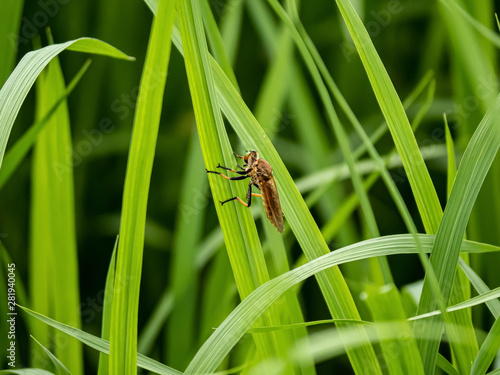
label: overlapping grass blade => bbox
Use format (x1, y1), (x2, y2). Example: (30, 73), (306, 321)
(184, 234), (499, 373)
(0, 59), (91, 191)
(18, 306), (182, 375)
(97, 239), (117, 375)
(30, 336), (71, 375)
(0, 38), (133, 169)
(177, 0), (290, 366)
(0, 369), (55, 375)
(364, 284), (424, 374)
(332, 0), (442, 233)
(108, 0), (177, 373)
(169, 18), (381, 372)
(30, 51), (82, 374)
(415, 94), (500, 372)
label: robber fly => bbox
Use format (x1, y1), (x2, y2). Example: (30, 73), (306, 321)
(206, 151), (284, 233)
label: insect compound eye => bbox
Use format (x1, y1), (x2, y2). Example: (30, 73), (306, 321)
(244, 152), (250, 162)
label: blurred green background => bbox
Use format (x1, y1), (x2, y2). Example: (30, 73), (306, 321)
(2, 0), (500, 373)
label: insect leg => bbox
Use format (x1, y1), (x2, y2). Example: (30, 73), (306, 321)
(216, 163), (247, 175)
(206, 169), (249, 181)
(233, 152), (245, 159)
(220, 196), (249, 207)
(246, 183), (253, 207)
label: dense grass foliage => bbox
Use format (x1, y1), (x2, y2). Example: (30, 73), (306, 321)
(1, 0), (500, 374)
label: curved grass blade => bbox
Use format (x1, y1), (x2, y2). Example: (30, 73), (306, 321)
(178, 0), (290, 365)
(30, 336), (71, 375)
(97, 238), (117, 375)
(332, 0), (442, 233)
(184, 234), (499, 373)
(17, 306), (182, 375)
(415, 94), (500, 372)
(108, 0), (178, 373)
(0, 59), (91, 191)
(0, 370), (54, 375)
(0, 38), (133, 170)
(30, 49), (82, 375)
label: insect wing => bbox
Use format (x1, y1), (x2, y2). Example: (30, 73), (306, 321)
(261, 177), (284, 232)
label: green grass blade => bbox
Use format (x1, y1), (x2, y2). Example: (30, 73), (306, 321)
(30, 52), (83, 375)
(97, 238), (117, 375)
(0, 370), (54, 375)
(18, 306), (182, 375)
(170, 20), (381, 372)
(184, 234), (498, 373)
(332, 0), (442, 234)
(0, 38), (133, 170)
(200, 0), (239, 90)
(177, 0), (290, 366)
(437, 355), (460, 375)
(0, 59), (91, 191)
(30, 336), (71, 375)
(363, 284), (424, 375)
(108, 0), (177, 373)
(415, 94), (500, 372)
(444, 115), (457, 197)
(471, 317), (500, 375)
(219, 0), (244, 65)
(459, 259), (500, 317)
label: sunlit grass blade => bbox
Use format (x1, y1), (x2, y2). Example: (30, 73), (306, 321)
(459, 259), (500, 317)
(184, 234), (499, 373)
(0, 38), (133, 169)
(415, 94), (500, 372)
(363, 284), (424, 374)
(30, 50), (82, 374)
(332, 0), (442, 234)
(18, 306), (182, 375)
(219, 0), (244, 65)
(177, 0), (290, 366)
(108, 0), (177, 373)
(444, 114), (456, 197)
(171, 19), (381, 372)
(200, 0), (239, 90)
(0, 369), (55, 375)
(97, 238), (117, 375)
(0, 59), (91, 191)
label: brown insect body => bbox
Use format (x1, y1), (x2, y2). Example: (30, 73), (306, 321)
(206, 150), (284, 233)
(244, 153), (284, 233)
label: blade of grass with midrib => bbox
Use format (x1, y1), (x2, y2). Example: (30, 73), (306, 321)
(332, 0), (442, 233)
(0, 60), (91, 191)
(31, 52), (83, 375)
(168, 22), (382, 375)
(0, 38), (133, 170)
(415, 94), (500, 372)
(177, 0), (290, 367)
(184, 234), (499, 373)
(108, 0), (177, 373)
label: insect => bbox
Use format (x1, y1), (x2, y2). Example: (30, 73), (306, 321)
(206, 151), (284, 233)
